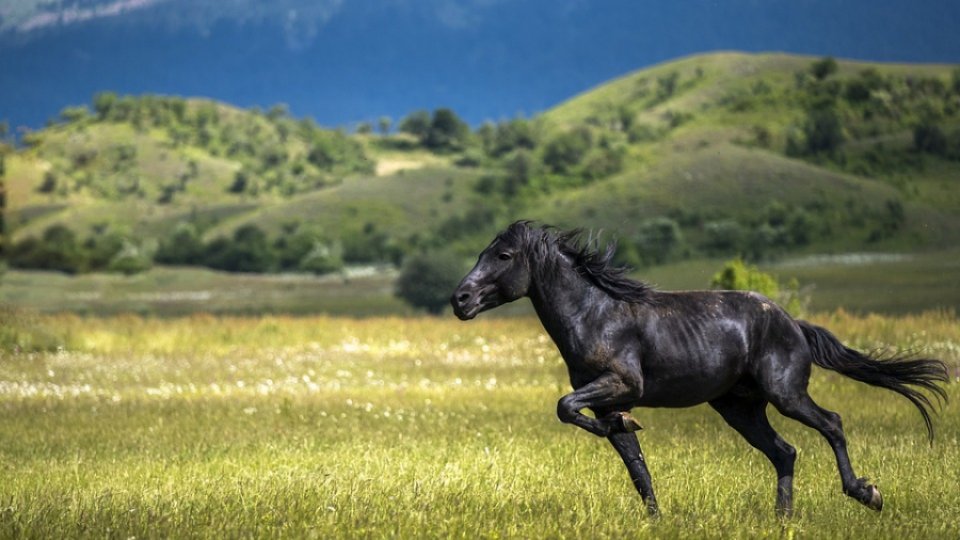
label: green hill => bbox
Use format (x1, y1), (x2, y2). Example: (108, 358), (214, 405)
(3, 52), (960, 279)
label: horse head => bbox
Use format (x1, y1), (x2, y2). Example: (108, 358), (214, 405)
(450, 221), (535, 320)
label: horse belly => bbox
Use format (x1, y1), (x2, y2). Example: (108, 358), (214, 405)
(636, 353), (745, 407)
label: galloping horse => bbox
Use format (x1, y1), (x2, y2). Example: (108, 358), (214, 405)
(451, 221), (948, 516)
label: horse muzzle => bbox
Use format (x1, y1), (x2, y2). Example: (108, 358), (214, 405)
(451, 283), (488, 320)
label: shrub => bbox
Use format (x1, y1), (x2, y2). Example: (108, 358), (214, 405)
(107, 240), (153, 275)
(298, 241), (344, 275)
(710, 258), (807, 316)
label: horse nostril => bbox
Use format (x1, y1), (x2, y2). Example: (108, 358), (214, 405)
(457, 292), (471, 303)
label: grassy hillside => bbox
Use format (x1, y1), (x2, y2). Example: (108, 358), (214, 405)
(3, 51), (960, 311)
(534, 53), (960, 256)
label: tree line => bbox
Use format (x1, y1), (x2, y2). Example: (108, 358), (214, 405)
(4, 219), (413, 276)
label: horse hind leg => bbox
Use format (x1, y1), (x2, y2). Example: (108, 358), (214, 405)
(771, 391), (883, 511)
(709, 394), (797, 517)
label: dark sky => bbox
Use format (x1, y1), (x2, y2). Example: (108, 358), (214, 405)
(1, 0), (959, 132)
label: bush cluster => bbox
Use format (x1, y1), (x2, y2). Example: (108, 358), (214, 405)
(7, 225), (152, 275)
(786, 59), (960, 167)
(35, 94), (374, 203)
(9, 222), (354, 276)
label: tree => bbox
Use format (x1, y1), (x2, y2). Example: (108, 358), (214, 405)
(83, 229), (126, 270)
(655, 71), (680, 101)
(155, 223), (205, 265)
(914, 120), (947, 155)
(204, 225), (276, 273)
(810, 57), (838, 81)
(424, 108), (470, 151)
(38, 171), (58, 194)
(803, 101), (844, 155)
(12, 225), (86, 273)
(490, 118), (538, 157)
(395, 250), (465, 314)
(59, 106), (90, 123)
(633, 217), (683, 265)
(542, 128), (592, 174)
(377, 116), (392, 136)
(228, 169), (250, 194)
(93, 92), (118, 120)
(503, 150), (535, 196)
(702, 220), (744, 256)
(399, 110), (431, 139)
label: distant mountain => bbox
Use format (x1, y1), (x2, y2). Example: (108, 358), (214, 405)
(2, 0), (959, 133)
(5, 52), (960, 277)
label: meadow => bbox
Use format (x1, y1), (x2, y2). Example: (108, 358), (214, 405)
(1, 312), (958, 538)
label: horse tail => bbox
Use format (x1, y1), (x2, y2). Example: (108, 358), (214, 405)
(798, 320), (949, 441)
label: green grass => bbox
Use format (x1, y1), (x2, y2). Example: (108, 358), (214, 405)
(0, 314), (957, 538)
(205, 166), (485, 240)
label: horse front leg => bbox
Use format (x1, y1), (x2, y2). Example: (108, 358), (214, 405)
(556, 372), (642, 437)
(556, 373), (657, 515)
(608, 431), (660, 516)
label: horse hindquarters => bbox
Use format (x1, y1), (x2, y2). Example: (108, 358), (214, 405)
(755, 344), (884, 511)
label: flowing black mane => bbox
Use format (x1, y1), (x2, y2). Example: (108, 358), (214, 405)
(503, 222), (655, 304)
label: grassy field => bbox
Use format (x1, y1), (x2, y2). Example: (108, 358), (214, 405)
(1, 313), (957, 538)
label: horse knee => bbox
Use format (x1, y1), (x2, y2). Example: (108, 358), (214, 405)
(557, 395), (579, 424)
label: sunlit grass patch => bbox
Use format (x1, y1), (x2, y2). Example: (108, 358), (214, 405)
(0, 314), (957, 538)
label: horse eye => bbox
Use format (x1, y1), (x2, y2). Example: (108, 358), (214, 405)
(498, 252), (512, 261)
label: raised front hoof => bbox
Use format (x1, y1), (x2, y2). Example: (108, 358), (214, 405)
(606, 411), (643, 433)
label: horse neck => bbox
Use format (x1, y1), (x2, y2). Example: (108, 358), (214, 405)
(527, 253), (610, 351)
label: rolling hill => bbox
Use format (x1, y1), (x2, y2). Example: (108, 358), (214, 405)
(3, 52), (960, 280)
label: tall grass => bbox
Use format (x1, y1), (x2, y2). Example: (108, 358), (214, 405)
(1, 314), (957, 538)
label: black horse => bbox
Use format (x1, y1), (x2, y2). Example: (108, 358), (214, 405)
(451, 221), (948, 517)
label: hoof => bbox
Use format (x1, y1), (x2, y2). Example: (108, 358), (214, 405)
(617, 412), (643, 432)
(865, 485), (883, 512)
(849, 478), (884, 511)
(646, 504), (661, 519)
